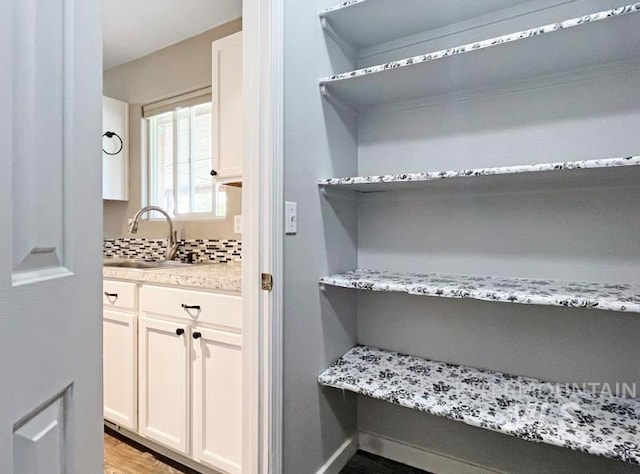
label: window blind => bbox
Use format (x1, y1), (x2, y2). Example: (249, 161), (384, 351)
(142, 87), (212, 119)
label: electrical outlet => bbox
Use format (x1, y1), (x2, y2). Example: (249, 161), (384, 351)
(285, 202), (297, 234)
(234, 215), (243, 234)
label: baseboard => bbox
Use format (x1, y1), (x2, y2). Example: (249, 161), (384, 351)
(358, 432), (506, 474)
(316, 436), (358, 474)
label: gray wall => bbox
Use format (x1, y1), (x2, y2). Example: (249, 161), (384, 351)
(283, 0), (640, 472)
(353, 0), (640, 472)
(283, 0), (360, 472)
(103, 19), (242, 240)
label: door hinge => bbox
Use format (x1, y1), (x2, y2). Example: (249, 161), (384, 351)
(261, 273), (273, 291)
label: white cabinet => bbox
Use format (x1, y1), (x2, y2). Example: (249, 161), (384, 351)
(103, 280), (243, 472)
(192, 327), (242, 474)
(103, 280), (137, 311)
(103, 310), (137, 430)
(212, 31), (243, 184)
(103, 280), (138, 431)
(140, 284), (242, 331)
(139, 284), (243, 473)
(102, 96), (129, 200)
(138, 316), (190, 454)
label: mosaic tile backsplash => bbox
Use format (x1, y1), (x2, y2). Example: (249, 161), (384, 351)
(103, 238), (242, 263)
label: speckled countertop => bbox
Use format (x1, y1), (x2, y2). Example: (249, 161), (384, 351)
(103, 261), (242, 293)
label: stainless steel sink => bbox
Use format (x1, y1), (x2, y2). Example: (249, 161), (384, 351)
(103, 259), (199, 269)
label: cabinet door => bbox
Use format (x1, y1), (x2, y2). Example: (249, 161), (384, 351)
(103, 310), (137, 430)
(212, 31), (243, 182)
(139, 316), (190, 454)
(102, 96), (129, 200)
(192, 327), (242, 474)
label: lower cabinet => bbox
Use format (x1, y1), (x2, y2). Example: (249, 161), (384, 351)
(138, 316), (190, 454)
(103, 310), (137, 430)
(192, 327), (242, 474)
(103, 279), (243, 474)
(129, 283), (243, 473)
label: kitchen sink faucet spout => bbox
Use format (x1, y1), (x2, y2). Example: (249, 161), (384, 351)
(128, 206), (179, 260)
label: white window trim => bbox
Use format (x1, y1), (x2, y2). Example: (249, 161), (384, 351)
(145, 97), (227, 221)
(164, 212), (226, 222)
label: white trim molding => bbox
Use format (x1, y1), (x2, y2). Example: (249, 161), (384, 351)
(242, 0), (284, 472)
(358, 432), (507, 474)
(315, 437), (358, 474)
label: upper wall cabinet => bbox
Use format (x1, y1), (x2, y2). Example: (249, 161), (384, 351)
(102, 96), (129, 201)
(212, 31), (243, 185)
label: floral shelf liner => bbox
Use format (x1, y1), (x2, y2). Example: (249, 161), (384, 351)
(318, 345), (640, 464)
(321, 4), (640, 83)
(319, 269), (640, 313)
(317, 156), (640, 188)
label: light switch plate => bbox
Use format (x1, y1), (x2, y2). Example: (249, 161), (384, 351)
(234, 215), (243, 234)
(285, 202), (297, 234)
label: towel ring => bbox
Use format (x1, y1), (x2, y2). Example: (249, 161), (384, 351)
(103, 131), (123, 155)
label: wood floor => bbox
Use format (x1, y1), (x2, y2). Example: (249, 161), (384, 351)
(104, 430), (197, 474)
(341, 451), (431, 474)
(105, 430), (429, 474)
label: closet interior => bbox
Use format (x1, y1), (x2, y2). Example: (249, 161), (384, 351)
(315, 0), (640, 471)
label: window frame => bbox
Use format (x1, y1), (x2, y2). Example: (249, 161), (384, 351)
(145, 94), (226, 222)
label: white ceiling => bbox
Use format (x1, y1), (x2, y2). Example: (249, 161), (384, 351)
(103, 0), (242, 70)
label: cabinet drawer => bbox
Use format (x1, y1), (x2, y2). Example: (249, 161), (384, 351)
(140, 285), (241, 330)
(103, 280), (137, 311)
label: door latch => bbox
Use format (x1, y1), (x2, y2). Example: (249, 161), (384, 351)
(261, 273), (273, 291)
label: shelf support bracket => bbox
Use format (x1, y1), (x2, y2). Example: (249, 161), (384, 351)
(320, 16), (358, 66)
(318, 185), (359, 201)
(320, 84), (357, 120)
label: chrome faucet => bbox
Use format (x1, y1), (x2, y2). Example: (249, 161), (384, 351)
(128, 206), (179, 260)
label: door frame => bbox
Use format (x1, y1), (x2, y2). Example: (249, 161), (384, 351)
(242, 0), (284, 472)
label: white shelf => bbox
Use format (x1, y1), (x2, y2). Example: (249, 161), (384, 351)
(318, 156), (640, 192)
(319, 4), (640, 109)
(320, 0), (533, 52)
(319, 269), (640, 313)
(318, 345), (640, 465)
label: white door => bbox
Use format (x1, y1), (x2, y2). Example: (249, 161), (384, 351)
(0, 0), (103, 472)
(212, 31), (243, 182)
(103, 310), (137, 430)
(138, 316), (190, 454)
(193, 327), (243, 474)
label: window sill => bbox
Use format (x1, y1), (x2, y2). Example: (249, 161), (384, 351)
(148, 214), (227, 223)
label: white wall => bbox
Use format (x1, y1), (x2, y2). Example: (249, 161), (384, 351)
(103, 19), (242, 240)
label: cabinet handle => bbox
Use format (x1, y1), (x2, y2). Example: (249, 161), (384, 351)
(176, 328), (185, 336)
(182, 304), (201, 310)
(104, 292), (118, 298)
(210, 169), (218, 177)
(193, 332), (202, 340)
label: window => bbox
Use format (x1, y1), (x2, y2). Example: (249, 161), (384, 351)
(146, 92), (226, 219)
